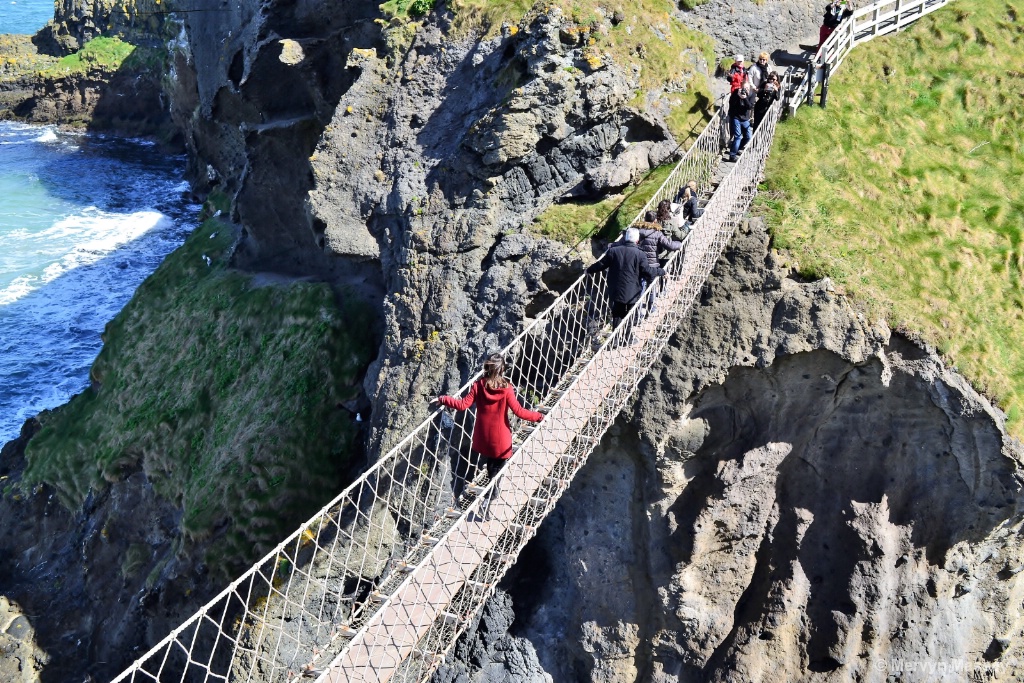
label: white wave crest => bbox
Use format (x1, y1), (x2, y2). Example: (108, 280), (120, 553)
(33, 129), (58, 144)
(0, 209), (169, 306)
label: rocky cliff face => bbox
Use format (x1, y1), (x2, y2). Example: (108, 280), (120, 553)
(35, 0), (175, 55)
(680, 0), (823, 59)
(310, 10), (683, 453)
(440, 218), (1024, 682)
(3, 0), (1022, 681)
(166, 1), (694, 450)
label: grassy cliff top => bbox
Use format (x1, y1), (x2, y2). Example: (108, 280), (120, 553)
(760, 0), (1024, 431)
(36, 35), (163, 78)
(25, 209), (378, 576)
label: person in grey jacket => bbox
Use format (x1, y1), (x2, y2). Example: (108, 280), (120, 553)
(637, 212), (682, 269)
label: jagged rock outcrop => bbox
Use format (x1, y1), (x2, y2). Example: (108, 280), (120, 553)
(1, 4), (172, 135)
(19, 66), (168, 134)
(679, 0), (824, 59)
(35, 0), (174, 55)
(444, 218), (1024, 682)
(0, 418), (218, 682)
(306, 9), (682, 453)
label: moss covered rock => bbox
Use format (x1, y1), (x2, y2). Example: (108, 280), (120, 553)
(25, 216), (378, 574)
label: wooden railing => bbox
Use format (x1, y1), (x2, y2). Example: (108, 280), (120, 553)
(790, 0), (953, 113)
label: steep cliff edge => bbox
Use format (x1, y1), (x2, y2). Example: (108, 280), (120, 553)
(1, 2), (715, 679)
(3, 0), (1021, 681)
(441, 218), (1024, 682)
(1, 0), (175, 136)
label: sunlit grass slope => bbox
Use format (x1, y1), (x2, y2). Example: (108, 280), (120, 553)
(760, 0), (1024, 430)
(25, 213), (377, 575)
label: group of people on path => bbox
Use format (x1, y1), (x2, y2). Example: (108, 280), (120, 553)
(726, 52), (782, 162)
(726, 1), (854, 162)
(434, 1), (862, 515)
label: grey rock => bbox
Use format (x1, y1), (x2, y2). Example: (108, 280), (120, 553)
(450, 218), (1024, 683)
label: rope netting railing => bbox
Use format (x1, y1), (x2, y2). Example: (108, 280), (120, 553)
(109, 84), (773, 683)
(111, 0), (954, 676)
(629, 97), (729, 228)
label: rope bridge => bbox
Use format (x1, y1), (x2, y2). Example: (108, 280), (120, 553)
(110, 1), (953, 679)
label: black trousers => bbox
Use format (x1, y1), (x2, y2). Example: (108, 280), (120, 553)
(456, 452), (507, 498)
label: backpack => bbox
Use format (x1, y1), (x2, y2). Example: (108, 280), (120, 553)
(728, 64), (747, 93)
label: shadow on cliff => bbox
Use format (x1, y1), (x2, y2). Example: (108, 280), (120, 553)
(673, 347), (1021, 673)
(191, 0), (386, 281)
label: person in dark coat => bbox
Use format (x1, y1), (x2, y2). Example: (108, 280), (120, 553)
(437, 355), (543, 499)
(586, 228), (666, 324)
(754, 71), (781, 129)
(728, 86), (754, 162)
(679, 180), (703, 226)
(819, 1), (853, 49)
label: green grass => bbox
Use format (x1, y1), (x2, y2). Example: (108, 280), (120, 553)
(531, 161), (676, 244)
(759, 0), (1024, 432)
(25, 216), (378, 577)
(37, 36), (163, 78)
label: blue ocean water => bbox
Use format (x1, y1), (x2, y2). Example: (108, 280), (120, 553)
(0, 0), (52, 35)
(0, 121), (198, 441)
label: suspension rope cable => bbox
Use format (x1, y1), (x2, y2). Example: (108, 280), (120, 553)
(108, 1), (956, 681)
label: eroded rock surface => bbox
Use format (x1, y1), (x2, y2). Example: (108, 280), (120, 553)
(302, 9), (683, 452)
(679, 0), (824, 60)
(444, 218), (1024, 682)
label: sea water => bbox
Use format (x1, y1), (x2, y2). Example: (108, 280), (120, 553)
(0, 122), (198, 441)
(0, 0), (52, 35)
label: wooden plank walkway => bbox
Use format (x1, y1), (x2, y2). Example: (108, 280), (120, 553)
(324, 273), (690, 682)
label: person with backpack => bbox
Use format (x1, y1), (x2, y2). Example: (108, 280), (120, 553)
(435, 355), (543, 503)
(728, 55), (747, 93)
(754, 71), (781, 129)
(728, 86), (754, 162)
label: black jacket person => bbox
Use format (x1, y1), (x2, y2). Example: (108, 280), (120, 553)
(586, 228), (666, 321)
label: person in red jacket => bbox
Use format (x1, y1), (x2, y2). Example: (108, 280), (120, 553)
(436, 355), (544, 499)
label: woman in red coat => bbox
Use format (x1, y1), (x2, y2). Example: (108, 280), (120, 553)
(436, 355), (543, 493)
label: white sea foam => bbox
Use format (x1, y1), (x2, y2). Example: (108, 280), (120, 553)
(0, 209), (169, 306)
(33, 129), (58, 144)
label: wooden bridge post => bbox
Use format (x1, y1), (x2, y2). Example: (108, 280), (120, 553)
(820, 62), (831, 108)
